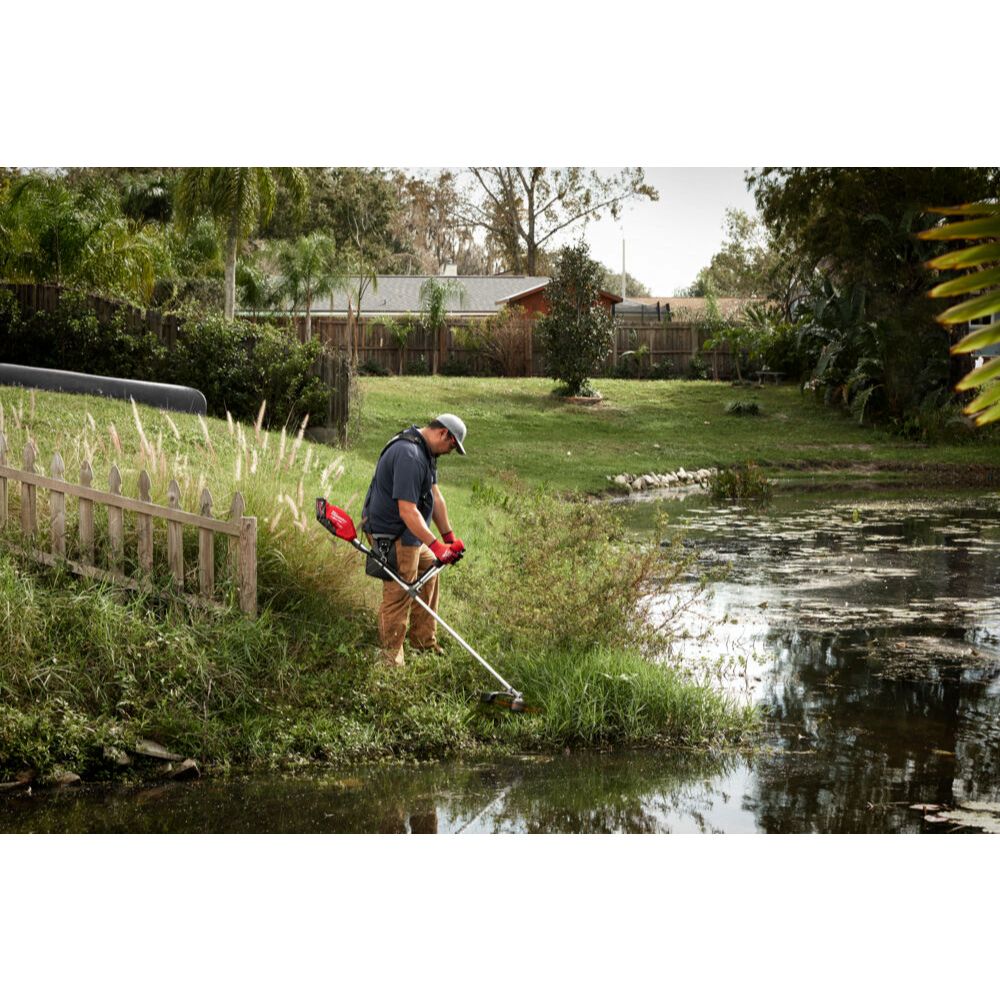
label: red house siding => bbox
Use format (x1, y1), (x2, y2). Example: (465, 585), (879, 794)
(501, 287), (621, 316)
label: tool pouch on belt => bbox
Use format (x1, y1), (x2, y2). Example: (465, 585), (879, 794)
(365, 534), (399, 581)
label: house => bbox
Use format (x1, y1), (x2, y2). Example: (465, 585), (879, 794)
(263, 272), (621, 320)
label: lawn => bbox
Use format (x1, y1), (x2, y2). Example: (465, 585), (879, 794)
(1, 375), (996, 780)
(355, 377), (1000, 496)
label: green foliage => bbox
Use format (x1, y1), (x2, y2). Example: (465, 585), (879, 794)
(707, 462), (772, 503)
(168, 313), (328, 425)
(687, 354), (710, 380)
(175, 168), (308, 320)
(440, 356), (474, 376)
(358, 357), (391, 376)
(687, 207), (795, 301)
(0, 172), (174, 305)
(377, 313), (418, 375)
(919, 201), (1000, 426)
(725, 399), (760, 416)
(536, 240), (615, 396)
(404, 354), (430, 376)
(748, 168), (1000, 427)
(0, 288), (166, 381)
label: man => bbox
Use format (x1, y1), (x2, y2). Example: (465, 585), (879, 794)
(361, 413), (467, 667)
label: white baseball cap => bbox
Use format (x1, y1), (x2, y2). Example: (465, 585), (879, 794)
(435, 413), (467, 455)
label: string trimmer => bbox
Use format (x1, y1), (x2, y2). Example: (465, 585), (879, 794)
(316, 499), (532, 713)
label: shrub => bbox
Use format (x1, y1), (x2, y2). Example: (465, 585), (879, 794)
(707, 462), (772, 502)
(168, 314), (328, 426)
(725, 399), (761, 416)
(440, 357), (473, 377)
(536, 241), (614, 396)
(404, 354), (429, 376)
(648, 359), (675, 380)
(358, 358), (390, 376)
(0, 289), (166, 382)
(687, 355), (710, 380)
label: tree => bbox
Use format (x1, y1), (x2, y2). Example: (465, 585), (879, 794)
(748, 167), (1000, 424)
(419, 277), (466, 373)
(687, 208), (794, 302)
(0, 172), (171, 304)
(536, 240), (614, 396)
(313, 169), (416, 362)
(388, 170), (504, 274)
(275, 232), (343, 340)
(919, 202), (1000, 426)
(459, 168), (659, 275)
(175, 167), (307, 321)
(595, 263), (650, 297)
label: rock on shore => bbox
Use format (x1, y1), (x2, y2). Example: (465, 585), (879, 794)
(607, 467), (717, 492)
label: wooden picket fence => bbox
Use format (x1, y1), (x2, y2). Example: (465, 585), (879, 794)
(0, 432), (257, 615)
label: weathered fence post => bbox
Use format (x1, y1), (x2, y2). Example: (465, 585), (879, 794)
(0, 431), (7, 528)
(238, 513), (257, 616)
(21, 442), (37, 537)
(166, 479), (183, 586)
(50, 453), (66, 557)
(108, 465), (123, 571)
(228, 492), (244, 578)
(137, 470), (153, 574)
(198, 487), (214, 599)
(228, 491), (256, 615)
(79, 461), (94, 565)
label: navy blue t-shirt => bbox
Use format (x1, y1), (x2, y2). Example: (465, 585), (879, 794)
(363, 427), (437, 546)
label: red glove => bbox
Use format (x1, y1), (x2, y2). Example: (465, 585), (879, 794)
(442, 531), (465, 551)
(429, 539), (464, 565)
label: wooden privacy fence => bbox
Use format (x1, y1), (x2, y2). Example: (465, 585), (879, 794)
(0, 433), (257, 615)
(299, 315), (734, 379)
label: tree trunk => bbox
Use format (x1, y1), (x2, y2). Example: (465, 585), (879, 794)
(305, 295), (312, 341)
(224, 206), (239, 322)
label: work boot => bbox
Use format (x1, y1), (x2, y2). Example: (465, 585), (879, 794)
(381, 646), (406, 668)
(410, 643), (445, 656)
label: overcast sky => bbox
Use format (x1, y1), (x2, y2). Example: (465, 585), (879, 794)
(582, 168), (758, 295)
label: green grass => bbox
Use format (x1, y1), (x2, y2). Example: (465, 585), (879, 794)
(356, 377), (1000, 495)
(5, 374), (997, 781)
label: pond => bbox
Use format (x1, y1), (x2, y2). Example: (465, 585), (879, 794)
(3, 486), (1000, 833)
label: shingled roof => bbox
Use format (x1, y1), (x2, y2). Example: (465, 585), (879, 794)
(281, 275), (552, 316)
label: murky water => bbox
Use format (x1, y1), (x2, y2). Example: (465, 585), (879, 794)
(4, 487), (1000, 833)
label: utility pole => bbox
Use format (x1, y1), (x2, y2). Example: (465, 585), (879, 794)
(621, 236), (627, 299)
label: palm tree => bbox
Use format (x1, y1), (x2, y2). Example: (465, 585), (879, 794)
(275, 232), (344, 340)
(919, 202), (1000, 425)
(0, 173), (170, 304)
(175, 168), (307, 321)
(419, 277), (466, 373)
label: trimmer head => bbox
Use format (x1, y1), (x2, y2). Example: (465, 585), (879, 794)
(480, 690), (538, 714)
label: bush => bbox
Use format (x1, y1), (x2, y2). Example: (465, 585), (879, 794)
(440, 357), (473, 377)
(687, 355), (710, 380)
(0, 289), (166, 382)
(358, 358), (390, 376)
(168, 314), (328, 426)
(404, 354), (429, 375)
(648, 359), (675, 380)
(707, 462), (772, 502)
(536, 241), (614, 396)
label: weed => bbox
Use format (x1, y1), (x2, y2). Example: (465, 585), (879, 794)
(707, 462), (773, 503)
(725, 399), (761, 417)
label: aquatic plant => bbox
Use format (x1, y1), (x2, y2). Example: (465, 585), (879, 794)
(707, 462), (773, 503)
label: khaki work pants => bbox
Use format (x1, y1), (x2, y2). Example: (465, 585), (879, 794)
(378, 541), (439, 667)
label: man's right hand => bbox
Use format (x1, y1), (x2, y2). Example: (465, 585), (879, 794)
(429, 539), (464, 565)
